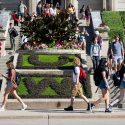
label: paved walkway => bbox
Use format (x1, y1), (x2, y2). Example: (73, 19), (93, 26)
(0, 108), (125, 119)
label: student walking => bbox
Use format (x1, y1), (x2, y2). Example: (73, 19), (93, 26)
(111, 35), (124, 72)
(0, 61), (27, 111)
(18, 0), (27, 22)
(109, 59), (125, 109)
(90, 36), (101, 71)
(8, 23), (18, 51)
(85, 5), (91, 26)
(91, 58), (112, 112)
(64, 57), (91, 111)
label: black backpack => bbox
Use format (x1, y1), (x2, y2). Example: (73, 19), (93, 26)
(15, 72), (21, 86)
(12, 28), (18, 37)
(93, 68), (101, 86)
(112, 71), (121, 87)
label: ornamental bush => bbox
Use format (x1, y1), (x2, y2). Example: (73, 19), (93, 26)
(10, 74), (92, 98)
(16, 53), (74, 69)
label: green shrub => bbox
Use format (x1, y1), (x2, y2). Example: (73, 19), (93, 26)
(102, 11), (124, 41)
(13, 74), (92, 98)
(17, 53), (74, 69)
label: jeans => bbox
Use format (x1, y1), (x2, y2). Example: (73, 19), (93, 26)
(92, 56), (99, 70)
(10, 36), (15, 50)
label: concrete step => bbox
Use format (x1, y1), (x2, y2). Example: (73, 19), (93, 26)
(6, 99), (91, 110)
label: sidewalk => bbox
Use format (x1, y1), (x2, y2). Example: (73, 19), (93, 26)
(0, 108), (125, 119)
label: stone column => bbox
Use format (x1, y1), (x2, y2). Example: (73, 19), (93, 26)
(0, 36), (6, 57)
(72, 0), (78, 18)
(103, 0), (107, 10)
(28, 0), (37, 14)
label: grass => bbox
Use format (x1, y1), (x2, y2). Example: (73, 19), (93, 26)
(38, 55), (60, 62)
(17, 76), (64, 96)
(22, 55), (34, 67)
(32, 77), (44, 84)
(41, 87), (58, 96)
(21, 54), (74, 67)
(17, 77), (28, 96)
(54, 77), (64, 84)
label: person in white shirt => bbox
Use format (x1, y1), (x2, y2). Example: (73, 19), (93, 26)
(18, 0), (27, 22)
(64, 57), (91, 111)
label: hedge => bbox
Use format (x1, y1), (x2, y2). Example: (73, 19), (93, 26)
(17, 53), (75, 69)
(9, 74), (92, 99)
(101, 11), (124, 41)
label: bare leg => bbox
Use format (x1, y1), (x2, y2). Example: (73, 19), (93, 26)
(1, 88), (12, 108)
(70, 97), (75, 107)
(81, 94), (89, 103)
(11, 90), (26, 107)
(93, 89), (109, 108)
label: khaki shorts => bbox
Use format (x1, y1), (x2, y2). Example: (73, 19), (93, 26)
(71, 82), (83, 97)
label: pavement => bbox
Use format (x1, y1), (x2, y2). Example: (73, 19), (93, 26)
(0, 108), (125, 119)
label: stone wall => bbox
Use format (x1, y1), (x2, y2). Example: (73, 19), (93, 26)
(0, 0), (27, 11)
(78, 0), (103, 11)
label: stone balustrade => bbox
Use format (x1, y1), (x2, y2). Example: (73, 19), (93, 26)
(0, 10), (11, 56)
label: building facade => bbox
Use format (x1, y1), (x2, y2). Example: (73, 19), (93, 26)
(0, 0), (125, 14)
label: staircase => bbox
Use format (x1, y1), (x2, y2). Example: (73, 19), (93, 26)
(0, 25), (20, 100)
(5, 26), (20, 50)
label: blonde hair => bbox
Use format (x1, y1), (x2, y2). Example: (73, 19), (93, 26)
(73, 57), (80, 66)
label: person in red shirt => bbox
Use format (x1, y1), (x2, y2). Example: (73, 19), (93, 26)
(12, 11), (20, 26)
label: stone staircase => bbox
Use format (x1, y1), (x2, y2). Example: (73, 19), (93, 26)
(0, 25), (20, 101)
(1, 14), (125, 110)
(5, 26), (20, 50)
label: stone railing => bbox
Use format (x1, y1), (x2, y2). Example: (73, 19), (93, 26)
(91, 11), (102, 30)
(0, 10), (11, 56)
(91, 10), (109, 57)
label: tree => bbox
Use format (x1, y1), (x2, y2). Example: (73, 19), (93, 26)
(21, 10), (79, 48)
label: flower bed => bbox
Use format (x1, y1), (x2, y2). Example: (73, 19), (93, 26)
(17, 53), (75, 69)
(10, 74), (92, 99)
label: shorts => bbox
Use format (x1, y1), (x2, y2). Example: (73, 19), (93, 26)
(71, 82), (83, 97)
(99, 80), (108, 90)
(113, 55), (123, 65)
(18, 12), (24, 17)
(6, 81), (13, 88)
(120, 81), (125, 89)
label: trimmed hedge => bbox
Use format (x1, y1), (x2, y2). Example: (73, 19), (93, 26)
(9, 74), (92, 99)
(17, 53), (75, 69)
(101, 11), (124, 41)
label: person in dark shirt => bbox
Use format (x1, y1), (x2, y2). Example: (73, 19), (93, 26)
(91, 58), (112, 112)
(109, 59), (125, 110)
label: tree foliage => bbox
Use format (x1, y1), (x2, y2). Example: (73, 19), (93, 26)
(21, 11), (78, 47)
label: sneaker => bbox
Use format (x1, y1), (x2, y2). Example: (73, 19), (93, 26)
(109, 104), (112, 110)
(86, 103), (92, 112)
(90, 103), (95, 112)
(64, 106), (73, 111)
(105, 108), (112, 113)
(21, 104), (27, 111)
(0, 107), (5, 111)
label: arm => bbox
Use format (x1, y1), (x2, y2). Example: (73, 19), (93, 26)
(74, 67), (80, 85)
(102, 71), (109, 89)
(121, 46), (124, 59)
(90, 45), (93, 58)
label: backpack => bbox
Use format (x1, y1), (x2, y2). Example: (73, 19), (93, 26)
(93, 68), (101, 86)
(74, 66), (87, 85)
(12, 28), (18, 37)
(15, 72), (21, 86)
